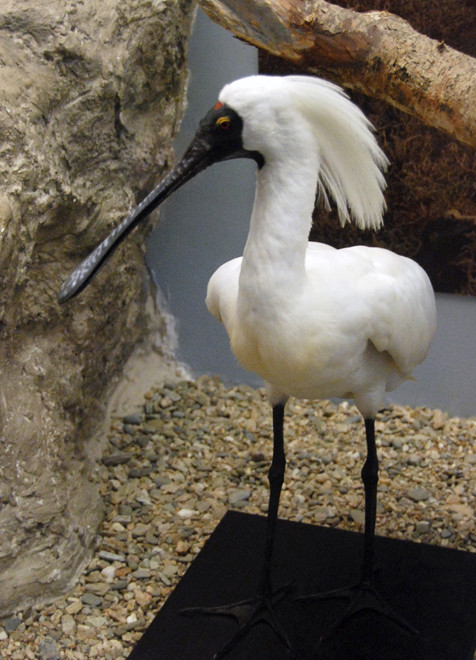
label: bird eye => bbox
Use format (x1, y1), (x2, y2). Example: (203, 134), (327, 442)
(216, 116), (231, 130)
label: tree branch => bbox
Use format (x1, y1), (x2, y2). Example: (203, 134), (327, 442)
(199, 0), (476, 147)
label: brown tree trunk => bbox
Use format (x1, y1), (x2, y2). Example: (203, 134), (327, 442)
(199, 0), (476, 147)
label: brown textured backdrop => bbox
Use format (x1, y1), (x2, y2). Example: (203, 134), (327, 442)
(260, 0), (476, 295)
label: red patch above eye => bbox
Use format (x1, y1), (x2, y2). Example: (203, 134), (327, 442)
(214, 101), (224, 111)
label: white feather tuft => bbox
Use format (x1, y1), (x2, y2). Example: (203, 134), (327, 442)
(220, 75), (389, 231)
(285, 76), (388, 230)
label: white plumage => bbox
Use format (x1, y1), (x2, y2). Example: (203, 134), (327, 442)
(208, 243), (435, 416)
(200, 75), (436, 654)
(219, 75), (388, 230)
(206, 75), (436, 419)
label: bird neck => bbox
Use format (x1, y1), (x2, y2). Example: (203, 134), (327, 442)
(241, 155), (318, 289)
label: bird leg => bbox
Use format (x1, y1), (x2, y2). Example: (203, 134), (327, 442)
(258, 402), (287, 598)
(297, 417), (418, 639)
(361, 416), (379, 585)
(181, 403), (294, 658)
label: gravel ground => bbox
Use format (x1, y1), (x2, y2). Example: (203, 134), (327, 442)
(0, 375), (474, 659)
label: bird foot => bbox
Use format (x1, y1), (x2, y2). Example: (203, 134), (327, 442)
(296, 580), (418, 642)
(181, 585), (294, 659)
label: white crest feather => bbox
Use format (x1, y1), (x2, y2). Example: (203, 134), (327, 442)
(220, 75), (389, 231)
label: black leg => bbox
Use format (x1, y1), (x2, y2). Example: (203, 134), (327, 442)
(258, 402), (286, 596)
(361, 417), (379, 584)
(182, 402), (293, 659)
(297, 416), (418, 640)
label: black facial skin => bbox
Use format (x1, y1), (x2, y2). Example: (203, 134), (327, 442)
(194, 103), (264, 167)
(58, 103), (264, 304)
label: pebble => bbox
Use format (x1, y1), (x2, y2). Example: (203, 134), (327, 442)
(65, 600), (82, 615)
(123, 414), (143, 425)
(135, 490), (152, 506)
(0, 376), (474, 659)
(85, 615), (108, 628)
(177, 508), (196, 519)
(86, 582), (110, 596)
(61, 614), (76, 635)
(81, 592), (103, 608)
(102, 565), (117, 582)
(350, 509), (365, 526)
(38, 638), (61, 660)
(3, 617), (21, 632)
(176, 540), (190, 555)
(228, 489), (252, 505)
(102, 453), (132, 466)
(415, 521), (431, 534)
(99, 550), (126, 563)
(406, 487), (431, 502)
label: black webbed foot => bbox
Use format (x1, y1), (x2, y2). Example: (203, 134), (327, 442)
(182, 585), (294, 659)
(297, 578), (418, 644)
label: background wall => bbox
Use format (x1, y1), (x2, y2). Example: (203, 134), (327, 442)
(147, 9), (476, 419)
(146, 8), (260, 386)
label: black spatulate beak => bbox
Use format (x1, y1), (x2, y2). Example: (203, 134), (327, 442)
(58, 104), (262, 303)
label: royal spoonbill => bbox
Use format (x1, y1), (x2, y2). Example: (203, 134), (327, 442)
(59, 75), (437, 656)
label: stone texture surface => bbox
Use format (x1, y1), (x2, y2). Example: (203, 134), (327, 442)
(0, 0), (194, 616)
(0, 377), (473, 657)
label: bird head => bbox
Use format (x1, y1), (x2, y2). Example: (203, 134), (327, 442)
(219, 76), (388, 230)
(58, 75), (387, 304)
(57, 96), (263, 303)
(218, 76), (312, 164)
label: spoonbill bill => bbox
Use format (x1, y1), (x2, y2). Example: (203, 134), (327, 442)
(58, 75), (437, 657)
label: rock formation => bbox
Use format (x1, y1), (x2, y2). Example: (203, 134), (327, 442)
(0, 0), (194, 615)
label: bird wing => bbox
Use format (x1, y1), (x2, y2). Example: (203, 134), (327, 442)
(207, 246), (436, 391)
(304, 243), (436, 377)
(346, 245), (437, 375)
(206, 257), (242, 328)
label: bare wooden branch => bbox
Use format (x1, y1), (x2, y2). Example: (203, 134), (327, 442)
(199, 0), (476, 147)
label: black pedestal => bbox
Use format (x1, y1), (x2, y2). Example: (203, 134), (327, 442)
(128, 511), (476, 660)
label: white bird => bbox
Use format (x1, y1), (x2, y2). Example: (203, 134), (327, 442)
(59, 75), (437, 658)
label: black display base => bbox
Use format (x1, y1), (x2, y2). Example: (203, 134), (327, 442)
(128, 511), (476, 660)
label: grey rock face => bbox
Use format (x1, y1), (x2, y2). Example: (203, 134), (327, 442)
(0, 0), (194, 615)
